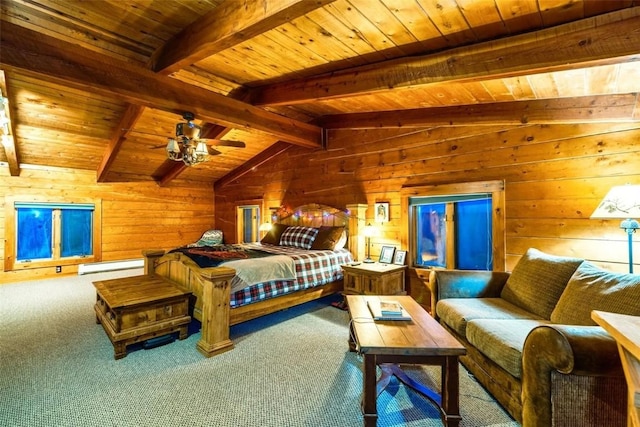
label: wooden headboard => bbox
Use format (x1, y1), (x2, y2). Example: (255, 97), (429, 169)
(275, 203), (367, 261)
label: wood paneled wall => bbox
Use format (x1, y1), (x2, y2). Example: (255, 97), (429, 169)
(215, 122), (640, 302)
(0, 167), (214, 283)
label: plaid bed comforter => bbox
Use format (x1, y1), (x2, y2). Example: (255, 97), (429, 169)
(230, 243), (353, 308)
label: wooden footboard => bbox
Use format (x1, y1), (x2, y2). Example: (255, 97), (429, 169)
(143, 249), (236, 357)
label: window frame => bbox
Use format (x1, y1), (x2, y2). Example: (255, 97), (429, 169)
(4, 196), (102, 271)
(400, 180), (506, 271)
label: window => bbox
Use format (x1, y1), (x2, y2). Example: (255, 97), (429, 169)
(401, 180), (505, 271)
(412, 195), (492, 270)
(5, 198), (101, 271)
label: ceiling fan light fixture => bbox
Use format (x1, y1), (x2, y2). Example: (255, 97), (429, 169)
(164, 113), (210, 166)
(166, 138), (182, 161)
(181, 140), (208, 166)
(194, 141), (209, 156)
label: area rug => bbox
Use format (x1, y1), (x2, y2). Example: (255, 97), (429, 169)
(0, 269), (519, 427)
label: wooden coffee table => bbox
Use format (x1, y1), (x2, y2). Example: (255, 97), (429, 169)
(346, 295), (467, 427)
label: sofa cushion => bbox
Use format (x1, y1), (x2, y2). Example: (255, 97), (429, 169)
(500, 248), (583, 320)
(436, 297), (542, 337)
(550, 262), (640, 325)
(466, 319), (550, 379)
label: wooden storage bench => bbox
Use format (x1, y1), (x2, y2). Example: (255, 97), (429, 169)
(93, 274), (191, 359)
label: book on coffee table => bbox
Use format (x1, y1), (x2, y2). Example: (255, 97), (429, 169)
(380, 300), (403, 315)
(367, 300), (411, 321)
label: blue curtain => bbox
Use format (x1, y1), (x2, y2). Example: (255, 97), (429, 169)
(17, 208), (53, 260)
(61, 209), (92, 257)
(455, 199), (493, 270)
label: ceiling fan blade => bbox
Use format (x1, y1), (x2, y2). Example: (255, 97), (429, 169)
(210, 139), (246, 148)
(207, 147), (222, 156)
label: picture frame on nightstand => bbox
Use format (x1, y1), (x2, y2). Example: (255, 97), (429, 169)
(379, 246), (395, 264)
(393, 250), (407, 265)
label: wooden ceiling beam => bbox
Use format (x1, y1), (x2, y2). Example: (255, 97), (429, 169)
(251, 8), (640, 106)
(0, 70), (19, 176)
(97, 104), (145, 182)
(319, 94), (640, 129)
(155, 162), (188, 187)
(214, 141), (291, 190)
(0, 21), (322, 149)
(151, 0), (336, 75)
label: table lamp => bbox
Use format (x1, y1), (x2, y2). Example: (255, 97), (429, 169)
(362, 223), (378, 263)
(591, 184), (640, 273)
(259, 222), (272, 238)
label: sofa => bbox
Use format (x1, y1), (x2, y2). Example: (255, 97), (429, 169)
(427, 248), (640, 427)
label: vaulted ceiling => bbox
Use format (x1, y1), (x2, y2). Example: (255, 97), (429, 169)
(1, 0), (639, 187)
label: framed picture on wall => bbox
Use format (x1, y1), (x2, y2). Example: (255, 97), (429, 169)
(375, 202), (390, 223)
(379, 246), (395, 264)
(393, 250), (407, 265)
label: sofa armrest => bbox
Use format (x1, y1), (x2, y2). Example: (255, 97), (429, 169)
(427, 269), (510, 313)
(521, 324), (624, 427)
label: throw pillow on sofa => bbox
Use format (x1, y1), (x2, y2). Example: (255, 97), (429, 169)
(550, 261), (640, 325)
(500, 248), (584, 319)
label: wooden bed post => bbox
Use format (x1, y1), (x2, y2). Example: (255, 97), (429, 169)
(347, 204), (367, 262)
(142, 249), (165, 275)
(196, 266), (236, 358)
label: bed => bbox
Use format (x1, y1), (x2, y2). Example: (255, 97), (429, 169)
(142, 203), (366, 357)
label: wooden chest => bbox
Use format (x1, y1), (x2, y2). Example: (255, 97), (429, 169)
(93, 274), (191, 359)
(342, 263), (406, 295)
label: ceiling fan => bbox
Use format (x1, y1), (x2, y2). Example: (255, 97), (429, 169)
(126, 112), (246, 166)
(172, 112), (246, 148)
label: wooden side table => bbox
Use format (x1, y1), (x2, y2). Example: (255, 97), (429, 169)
(592, 310), (640, 427)
(94, 274), (191, 359)
(342, 262), (406, 295)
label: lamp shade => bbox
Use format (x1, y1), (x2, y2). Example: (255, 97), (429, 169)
(194, 141), (209, 156)
(591, 184), (640, 220)
(362, 223), (378, 237)
(259, 222), (272, 232)
(166, 138), (180, 154)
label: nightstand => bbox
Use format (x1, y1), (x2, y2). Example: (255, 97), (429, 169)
(342, 262), (406, 295)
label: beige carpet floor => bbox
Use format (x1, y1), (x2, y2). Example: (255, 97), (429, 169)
(0, 269), (519, 427)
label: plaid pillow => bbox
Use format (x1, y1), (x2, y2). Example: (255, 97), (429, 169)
(279, 226), (319, 250)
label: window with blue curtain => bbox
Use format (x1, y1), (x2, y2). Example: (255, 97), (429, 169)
(411, 194), (492, 270)
(17, 207), (53, 261)
(61, 209), (93, 257)
(455, 198), (493, 270)
(15, 202), (94, 262)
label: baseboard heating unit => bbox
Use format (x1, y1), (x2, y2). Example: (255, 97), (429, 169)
(78, 259), (144, 275)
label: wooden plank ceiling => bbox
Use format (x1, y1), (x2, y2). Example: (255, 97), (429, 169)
(0, 0), (639, 186)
